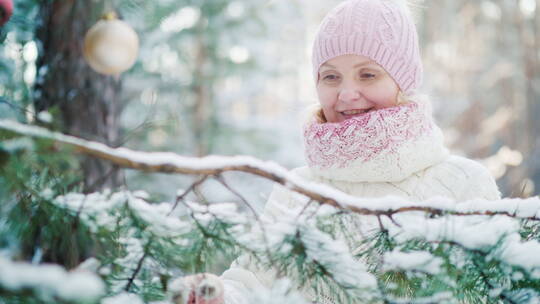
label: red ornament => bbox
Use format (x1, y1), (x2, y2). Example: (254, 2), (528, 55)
(0, 0), (13, 27)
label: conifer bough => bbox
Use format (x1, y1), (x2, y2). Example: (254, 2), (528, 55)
(1, 119), (539, 222)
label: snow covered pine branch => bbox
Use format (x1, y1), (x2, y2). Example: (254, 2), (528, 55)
(3, 119), (540, 304)
(0, 119), (539, 221)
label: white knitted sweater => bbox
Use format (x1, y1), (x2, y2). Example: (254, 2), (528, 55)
(220, 100), (501, 304)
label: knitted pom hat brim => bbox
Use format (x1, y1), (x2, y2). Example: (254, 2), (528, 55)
(312, 0), (423, 95)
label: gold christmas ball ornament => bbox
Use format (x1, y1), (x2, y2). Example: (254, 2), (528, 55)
(83, 12), (139, 75)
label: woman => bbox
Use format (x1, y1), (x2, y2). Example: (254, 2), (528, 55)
(179, 0), (501, 303)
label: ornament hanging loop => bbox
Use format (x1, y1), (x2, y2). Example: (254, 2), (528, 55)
(104, 0), (114, 14)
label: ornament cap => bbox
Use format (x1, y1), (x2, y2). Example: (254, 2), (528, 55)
(102, 11), (118, 21)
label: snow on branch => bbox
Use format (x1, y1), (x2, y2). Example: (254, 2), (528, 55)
(0, 256), (105, 302)
(2, 119), (540, 220)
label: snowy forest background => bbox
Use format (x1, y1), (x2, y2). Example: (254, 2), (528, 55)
(1, 0), (540, 303)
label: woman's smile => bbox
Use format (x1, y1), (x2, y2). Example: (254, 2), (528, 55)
(340, 107), (375, 119)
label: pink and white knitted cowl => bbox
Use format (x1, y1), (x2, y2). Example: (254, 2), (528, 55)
(303, 100), (449, 182)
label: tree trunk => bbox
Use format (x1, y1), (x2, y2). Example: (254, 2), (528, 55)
(514, 3), (540, 196)
(34, 0), (124, 192)
(192, 17), (211, 157)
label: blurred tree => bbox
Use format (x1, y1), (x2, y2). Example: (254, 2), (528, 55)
(0, 0), (291, 270)
(33, 0), (124, 192)
(514, 0), (540, 196)
(126, 0), (274, 157)
(0, 0), (39, 121)
(421, 0), (540, 197)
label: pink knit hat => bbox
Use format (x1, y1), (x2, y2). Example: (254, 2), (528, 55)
(312, 0), (423, 95)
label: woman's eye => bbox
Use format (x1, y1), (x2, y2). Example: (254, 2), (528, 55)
(360, 73), (376, 79)
(323, 74), (339, 81)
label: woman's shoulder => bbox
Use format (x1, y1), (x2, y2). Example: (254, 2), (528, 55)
(429, 155), (491, 178)
(423, 155), (501, 200)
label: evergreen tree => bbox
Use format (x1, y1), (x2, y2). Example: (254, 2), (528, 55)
(2, 120), (540, 304)
(2, 1), (540, 304)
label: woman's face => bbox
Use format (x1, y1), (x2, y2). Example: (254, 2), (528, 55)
(316, 54), (400, 123)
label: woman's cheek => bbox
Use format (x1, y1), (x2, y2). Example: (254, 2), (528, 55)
(318, 89), (336, 108)
(378, 80), (400, 107)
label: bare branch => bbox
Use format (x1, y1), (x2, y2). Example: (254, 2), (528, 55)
(213, 174), (283, 276)
(294, 199), (316, 222)
(214, 174), (260, 220)
(168, 175), (209, 216)
(125, 242), (151, 292)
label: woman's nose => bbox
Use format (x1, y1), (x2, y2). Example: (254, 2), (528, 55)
(338, 87), (361, 103)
